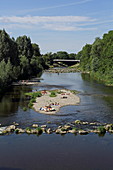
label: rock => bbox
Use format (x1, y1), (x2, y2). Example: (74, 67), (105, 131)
(78, 130), (89, 135)
(41, 128), (46, 133)
(63, 125), (71, 130)
(55, 128), (61, 134)
(32, 124), (38, 128)
(58, 126), (62, 129)
(90, 122), (98, 125)
(55, 128), (67, 135)
(46, 128), (52, 134)
(90, 130), (100, 133)
(105, 124), (113, 131)
(31, 129), (37, 134)
(13, 122), (19, 126)
(108, 129), (113, 133)
(15, 128), (25, 134)
(26, 130), (32, 134)
(68, 129), (77, 134)
(60, 131), (67, 135)
(0, 127), (6, 135)
(75, 120), (81, 124)
(41, 125), (47, 128)
(5, 125), (16, 132)
(82, 122), (89, 125)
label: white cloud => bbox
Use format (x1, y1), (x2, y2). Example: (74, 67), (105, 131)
(0, 16), (95, 24)
(15, 0), (92, 14)
(0, 15), (97, 31)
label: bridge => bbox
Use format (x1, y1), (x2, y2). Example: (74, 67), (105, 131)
(53, 59), (80, 63)
(53, 59), (80, 65)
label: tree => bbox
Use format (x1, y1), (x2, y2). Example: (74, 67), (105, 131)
(32, 43), (40, 56)
(16, 36), (33, 61)
(0, 29), (19, 66)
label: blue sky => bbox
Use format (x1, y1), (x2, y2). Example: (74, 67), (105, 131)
(0, 0), (113, 54)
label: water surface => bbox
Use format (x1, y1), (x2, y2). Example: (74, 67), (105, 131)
(0, 72), (113, 170)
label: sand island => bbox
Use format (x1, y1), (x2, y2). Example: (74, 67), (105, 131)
(33, 89), (80, 115)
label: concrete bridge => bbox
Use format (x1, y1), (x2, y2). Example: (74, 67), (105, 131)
(53, 59), (80, 65)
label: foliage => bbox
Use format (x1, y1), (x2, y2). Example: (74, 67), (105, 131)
(76, 30), (113, 85)
(36, 127), (43, 134)
(42, 51), (76, 66)
(0, 29), (46, 95)
(23, 107), (27, 111)
(49, 91), (57, 97)
(97, 126), (106, 134)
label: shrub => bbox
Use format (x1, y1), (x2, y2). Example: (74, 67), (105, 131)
(28, 102), (33, 109)
(49, 91), (57, 97)
(32, 92), (42, 98)
(30, 98), (36, 103)
(23, 107), (27, 111)
(36, 127), (43, 134)
(26, 127), (31, 131)
(97, 126), (106, 134)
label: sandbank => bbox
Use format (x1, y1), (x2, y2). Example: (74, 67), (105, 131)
(33, 89), (80, 115)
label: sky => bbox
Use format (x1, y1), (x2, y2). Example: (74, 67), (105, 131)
(0, 0), (113, 54)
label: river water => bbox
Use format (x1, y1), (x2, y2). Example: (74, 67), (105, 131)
(0, 72), (113, 170)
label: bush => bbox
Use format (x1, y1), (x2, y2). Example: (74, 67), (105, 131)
(26, 127), (31, 131)
(30, 98), (36, 103)
(32, 92), (42, 98)
(97, 126), (106, 134)
(36, 127), (43, 134)
(23, 107), (27, 111)
(49, 91), (57, 97)
(28, 102), (33, 109)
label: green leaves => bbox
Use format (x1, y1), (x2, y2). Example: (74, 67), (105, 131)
(76, 30), (113, 85)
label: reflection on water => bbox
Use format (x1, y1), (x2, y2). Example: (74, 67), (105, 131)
(0, 72), (113, 170)
(0, 72), (113, 127)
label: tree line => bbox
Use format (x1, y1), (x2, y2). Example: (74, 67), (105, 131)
(0, 29), (76, 95)
(76, 30), (113, 85)
(0, 29), (47, 94)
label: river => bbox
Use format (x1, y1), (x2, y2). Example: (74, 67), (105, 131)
(0, 72), (113, 170)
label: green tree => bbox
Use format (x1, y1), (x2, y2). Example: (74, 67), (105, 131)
(0, 29), (19, 66)
(16, 36), (33, 61)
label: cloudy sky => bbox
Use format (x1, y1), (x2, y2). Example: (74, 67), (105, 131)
(0, 0), (113, 54)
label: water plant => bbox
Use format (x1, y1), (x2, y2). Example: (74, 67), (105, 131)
(26, 127), (31, 131)
(23, 107), (27, 111)
(36, 127), (43, 134)
(97, 126), (106, 134)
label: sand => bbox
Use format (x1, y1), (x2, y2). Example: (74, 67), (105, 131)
(33, 89), (80, 115)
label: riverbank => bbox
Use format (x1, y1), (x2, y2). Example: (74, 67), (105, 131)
(33, 89), (80, 114)
(46, 65), (80, 73)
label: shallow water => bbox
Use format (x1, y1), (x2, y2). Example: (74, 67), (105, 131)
(0, 72), (113, 127)
(0, 72), (113, 169)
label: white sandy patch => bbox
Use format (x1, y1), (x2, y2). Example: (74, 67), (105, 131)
(33, 89), (80, 115)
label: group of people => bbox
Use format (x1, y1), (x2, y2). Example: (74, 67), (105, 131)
(39, 102), (60, 112)
(40, 106), (55, 112)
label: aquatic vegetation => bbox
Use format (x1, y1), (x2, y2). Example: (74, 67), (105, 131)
(36, 127), (43, 134)
(23, 107), (27, 111)
(97, 126), (106, 134)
